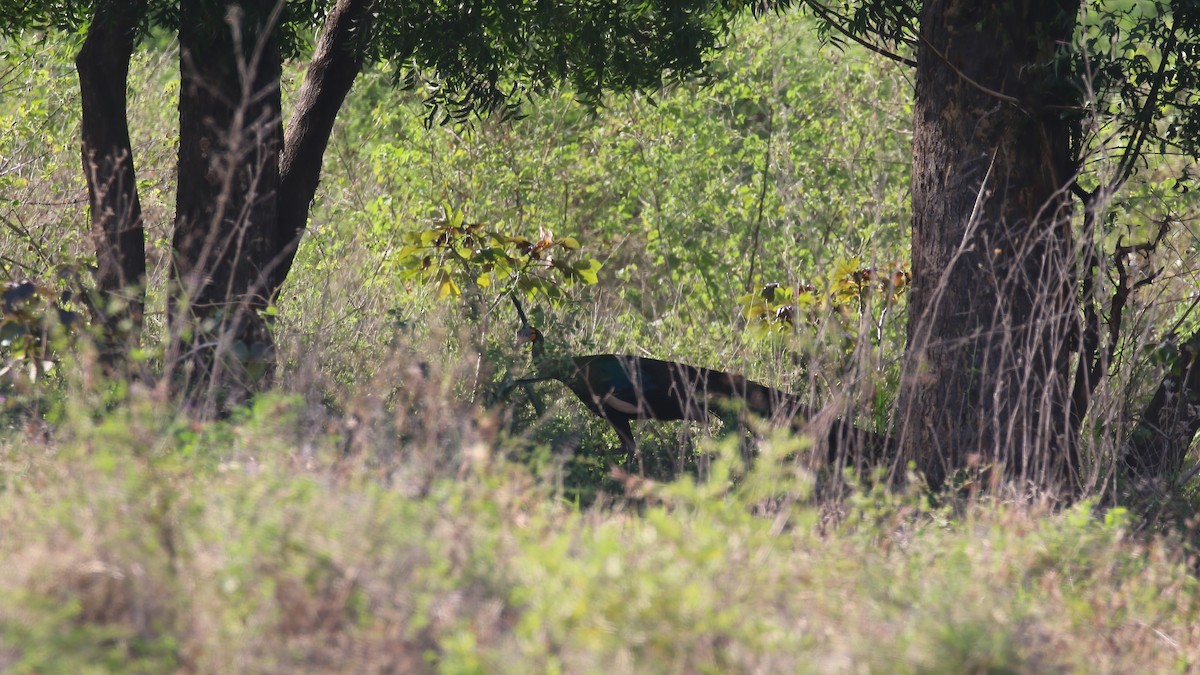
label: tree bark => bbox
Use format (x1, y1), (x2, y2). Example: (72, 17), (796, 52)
(76, 0), (147, 361)
(899, 0), (1082, 492)
(172, 0), (283, 405)
(270, 0), (374, 299)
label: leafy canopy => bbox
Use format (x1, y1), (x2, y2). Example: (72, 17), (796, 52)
(5, 0), (792, 124)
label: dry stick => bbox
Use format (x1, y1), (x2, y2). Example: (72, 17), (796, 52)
(1007, 167), (1086, 486)
(891, 147), (999, 482)
(976, 160), (1083, 487)
(1067, 24), (1176, 472)
(1069, 184), (1104, 441)
(2, 212), (50, 269)
(743, 98), (773, 295)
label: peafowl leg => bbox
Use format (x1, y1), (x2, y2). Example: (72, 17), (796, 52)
(607, 415), (639, 468)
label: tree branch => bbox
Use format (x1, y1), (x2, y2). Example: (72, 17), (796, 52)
(1113, 28), (1178, 191)
(1125, 328), (1200, 480)
(1108, 218), (1170, 370)
(800, 0), (917, 68)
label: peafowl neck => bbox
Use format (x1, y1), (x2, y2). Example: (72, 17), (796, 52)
(527, 339), (579, 383)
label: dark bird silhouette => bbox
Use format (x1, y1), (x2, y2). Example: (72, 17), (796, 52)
(505, 296), (814, 465)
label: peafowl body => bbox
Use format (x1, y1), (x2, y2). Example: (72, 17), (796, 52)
(513, 324), (809, 465)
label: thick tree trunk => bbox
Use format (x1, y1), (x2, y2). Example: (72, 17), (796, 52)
(270, 0), (373, 298)
(1124, 331), (1200, 479)
(172, 1), (283, 405)
(76, 0), (147, 362)
(899, 0), (1082, 492)
(166, 0), (370, 407)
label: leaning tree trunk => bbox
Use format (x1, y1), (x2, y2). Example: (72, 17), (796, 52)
(1124, 330), (1200, 480)
(899, 0), (1083, 492)
(76, 0), (147, 364)
(172, 0), (283, 407)
(270, 0), (374, 298)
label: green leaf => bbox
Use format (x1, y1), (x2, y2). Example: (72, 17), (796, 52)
(572, 258), (602, 285)
(437, 277), (461, 299)
(397, 244), (423, 259)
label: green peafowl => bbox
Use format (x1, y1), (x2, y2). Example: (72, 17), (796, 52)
(505, 295), (816, 465)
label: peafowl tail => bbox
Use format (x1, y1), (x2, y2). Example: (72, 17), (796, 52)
(704, 371), (810, 421)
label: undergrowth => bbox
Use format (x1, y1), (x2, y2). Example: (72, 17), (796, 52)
(1, 387), (1197, 673)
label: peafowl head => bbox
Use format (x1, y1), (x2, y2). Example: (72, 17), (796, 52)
(516, 325), (546, 359)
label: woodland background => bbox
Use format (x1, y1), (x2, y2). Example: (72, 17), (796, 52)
(2, 5), (1200, 672)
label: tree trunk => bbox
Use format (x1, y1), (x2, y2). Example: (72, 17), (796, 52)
(899, 0), (1082, 492)
(270, 0), (374, 298)
(1124, 331), (1200, 480)
(76, 0), (147, 363)
(172, 0), (283, 406)
(167, 0), (370, 408)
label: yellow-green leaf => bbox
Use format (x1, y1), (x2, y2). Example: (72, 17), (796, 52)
(437, 277), (461, 299)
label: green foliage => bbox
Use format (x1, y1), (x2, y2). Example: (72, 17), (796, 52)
(0, 36), (90, 276)
(394, 205), (601, 303)
(269, 13), (915, 477)
(7, 0), (784, 125)
(1079, 0), (1200, 178)
(807, 0), (1200, 252)
(9, 7), (1200, 668)
(370, 0), (785, 124)
(321, 12), (911, 365)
